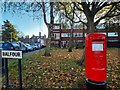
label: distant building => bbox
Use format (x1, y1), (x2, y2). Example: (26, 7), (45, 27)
(19, 32), (46, 46)
(30, 32), (46, 45)
(51, 24), (119, 48)
(51, 28), (85, 48)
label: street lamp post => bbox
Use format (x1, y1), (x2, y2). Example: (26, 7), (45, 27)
(0, 26), (2, 41)
(39, 32), (41, 48)
(0, 26), (3, 88)
(0, 30), (2, 41)
(11, 32), (13, 42)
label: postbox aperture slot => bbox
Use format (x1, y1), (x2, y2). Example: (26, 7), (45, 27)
(92, 41), (104, 51)
(92, 40), (104, 42)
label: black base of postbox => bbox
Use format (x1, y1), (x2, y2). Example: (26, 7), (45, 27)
(86, 78), (107, 90)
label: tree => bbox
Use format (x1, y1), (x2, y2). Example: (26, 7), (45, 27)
(41, 1), (54, 56)
(55, 3), (78, 52)
(17, 31), (25, 38)
(2, 1), (55, 56)
(57, 1), (120, 65)
(104, 15), (120, 43)
(2, 1), (120, 58)
(2, 20), (19, 42)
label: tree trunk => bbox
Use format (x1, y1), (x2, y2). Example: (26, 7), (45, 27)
(44, 25), (51, 56)
(42, 2), (54, 56)
(87, 20), (95, 34)
(79, 47), (86, 66)
(68, 23), (73, 52)
(80, 20), (96, 65)
(118, 31), (120, 48)
(68, 29), (73, 52)
(44, 38), (51, 56)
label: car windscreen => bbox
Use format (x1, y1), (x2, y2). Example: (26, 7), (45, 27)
(0, 43), (2, 48)
(26, 44), (31, 46)
(11, 42), (19, 47)
(2, 43), (12, 48)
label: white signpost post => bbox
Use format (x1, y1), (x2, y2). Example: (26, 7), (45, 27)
(2, 50), (22, 90)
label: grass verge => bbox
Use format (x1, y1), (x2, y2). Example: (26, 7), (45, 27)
(1, 48), (120, 89)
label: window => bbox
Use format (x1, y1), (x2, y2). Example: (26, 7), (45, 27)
(52, 33), (54, 37)
(61, 33), (70, 37)
(53, 26), (60, 29)
(108, 32), (118, 37)
(77, 40), (83, 42)
(68, 33), (71, 37)
(75, 33), (77, 37)
(53, 33), (60, 39)
(54, 34), (56, 38)
(73, 33), (83, 37)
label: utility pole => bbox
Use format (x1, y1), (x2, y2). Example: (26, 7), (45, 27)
(0, 30), (2, 41)
(0, 25), (3, 41)
(39, 32), (41, 48)
(11, 32), (13, 42)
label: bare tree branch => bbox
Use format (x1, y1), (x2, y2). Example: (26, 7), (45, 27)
(74, 3), (84, 12)
(41, 0), (48, 25)
(59, 2), (86, 25)
(81, 2), (94, 22)
(50, 2), (54, 24)
(95, 3), (119, 25)
(95, 2), (117, 16)
(74, 12), (87, 26)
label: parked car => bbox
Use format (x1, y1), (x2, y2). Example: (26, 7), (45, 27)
(0, 42), (3, 49)
(25, 43), (33, 51)
(31, 43), (39, 50)
(31, 44), (37, 50)
(41, 39), (46, 48)
(2, 42), (19, 50)
(17, 41), (27, 52)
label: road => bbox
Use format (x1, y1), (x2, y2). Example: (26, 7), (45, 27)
(23, 48), (44, 58)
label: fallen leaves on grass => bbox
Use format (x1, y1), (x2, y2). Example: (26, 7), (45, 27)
(107, 48), (120, 89)
(2, 48), (120, 89)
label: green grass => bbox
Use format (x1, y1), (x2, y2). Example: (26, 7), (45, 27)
(1, 48), (120, 89)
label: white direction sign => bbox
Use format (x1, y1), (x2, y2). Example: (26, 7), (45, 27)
(2, 50), (22, 59)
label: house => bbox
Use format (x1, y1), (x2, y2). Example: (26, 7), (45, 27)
(51, 29), (86, 48)
(51, 24), (120, 48)
(19, 32), (46, 46)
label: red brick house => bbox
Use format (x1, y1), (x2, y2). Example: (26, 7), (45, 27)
(51, 29), (86, 47)
(51, 28), (119, 48)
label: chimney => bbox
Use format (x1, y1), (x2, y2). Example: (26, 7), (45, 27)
(44, 34), (46, 39)
(39, 32), (41, 38)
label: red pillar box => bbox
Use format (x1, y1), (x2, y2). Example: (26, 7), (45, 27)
(85, 33), (107, 87)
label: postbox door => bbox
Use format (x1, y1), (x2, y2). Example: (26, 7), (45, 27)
(86, 33), (106, 82)
(91, 41), (106, 82)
